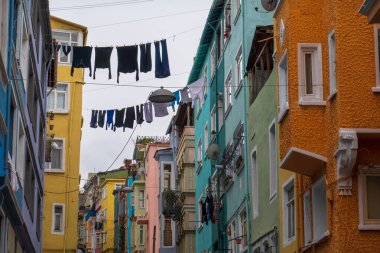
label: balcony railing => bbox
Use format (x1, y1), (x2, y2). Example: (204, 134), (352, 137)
(162, 190), (182, 221)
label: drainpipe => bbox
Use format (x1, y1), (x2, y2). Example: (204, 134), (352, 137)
(240, 1), (253, 252)
(153, 225), (156, 253)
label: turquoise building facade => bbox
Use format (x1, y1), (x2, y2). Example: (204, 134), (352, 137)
(189, 0), (273, 252)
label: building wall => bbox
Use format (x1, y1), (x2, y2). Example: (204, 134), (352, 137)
(275, 0), (380, 252)
(42, 17), (85, 253)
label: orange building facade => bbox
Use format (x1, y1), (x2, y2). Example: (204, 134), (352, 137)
(274, 0), (380, 253)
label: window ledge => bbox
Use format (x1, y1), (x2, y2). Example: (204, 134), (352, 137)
(299, 100), (326, 106)
(302, 231), (330, 251)
(49, 110), (69, 114)
(372, 87), (380, 93)
(196, 163), (202, 175)
(234, 82), (243, 98)
(328, 91), (337, 101)
(45, 169), (65, 173)
(224, 104), (232, 119)
(358, 224), (380, 230)
(278, 105), (289, 123)
(269, 192), (277, 204)
(283, 236), (296, 248)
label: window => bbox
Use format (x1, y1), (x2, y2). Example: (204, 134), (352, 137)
(102, 186), (107, 199)
(303, 191), (312, 245)
(251, 149), (259, 219)
(269, 121), (277, 200)
(358, 166), (380, 230)
(233, 123), (244, 173)
(211, 106), (216, 141)
(197, 139), (202, 163)
(138, 190), (145, 208)
(218, 95), (223, 130)
(374, 26), (380, 90)
(234, 0), (241, 18)
(235, 46), (243, 92)
(203, 65), (208, 98)
(328, 31), (336, 96)
(210, 43), (216, 78)
(227, 220), (236, 253)
(139, 225), (144, 245)
(52, 204), (64, 234)
(197, 194), (203, 229)
(282, 177), (295, 245)
(25, 150), (35, 218)
(37, 195), (42, 239)
(0, 0), (9, 68)
(27, 60), (38, 136)
(115, 184), (123, 190)
(224, 71), (232, 112)
(224, 0), (231, 42)
(204, 124), (209, 153)
(46, 139), (64, 171)
(163, 164), (171, 191)
(130, 192), (135, 207)
(47, 83), (69, 112)
(239, 209), (248, 250)
(217, 24), (222, 62)
(52, 31), (79, 64)
(278, 52), (288, 121)
(298, 44), (324, 105)
(103, 208), (107, 221)
(163, 219), (173, 247)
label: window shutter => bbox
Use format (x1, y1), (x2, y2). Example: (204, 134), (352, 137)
(45, 140), (51, 162)
(49, 40), (58, 88)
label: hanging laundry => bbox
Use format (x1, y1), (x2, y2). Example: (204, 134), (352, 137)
(180, 87), (191, 104)
(62, 45), (71, 56)
(117, 46), (139, 83)
(114, 108), (125, 130)
(135, 104), (144, 125)
(144, 102), (153, 123)
(140, 43), (152, 73)
(98, 110), (106, 128)
(153, 102), (168, 117)
(171, 90), (180, 108)
(201, 200), (208, 225)
(71, 46), (93, 77)
(123, 106), (135, 130)
(94, 47), (113, 80)
(90, 110), (98, 128)
(53, 43), (61, 53)
(154, 39), (170, 78)
(106, 110), (115, 130)
(206, 195), (214, 223)
(166, 102), (174, 112)
(188, 77), (206, 107)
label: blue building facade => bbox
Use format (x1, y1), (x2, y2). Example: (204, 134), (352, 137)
(0, 0), (53, 252)
(190, 0), (272, 252)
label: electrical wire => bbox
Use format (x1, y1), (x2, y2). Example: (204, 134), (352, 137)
(50, 0), (153, 11)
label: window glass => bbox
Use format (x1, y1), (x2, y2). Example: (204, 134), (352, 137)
(54, 205), (63, 232)
(51, 140), (63, 170)
(305, 53), (313, 94)
(366, 175), (380, 219)
(312, 177), (327, 241)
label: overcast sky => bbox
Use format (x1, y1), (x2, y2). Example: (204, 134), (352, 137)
(49, 0), (212, 183)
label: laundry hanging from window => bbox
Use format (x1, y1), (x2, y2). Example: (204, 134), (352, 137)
(188, 77), (206, 107)
(71, 46), (93, 77)
(117, 45), (139, 83)
(94, 47), (113, 79)
(62, 45), (71, 56)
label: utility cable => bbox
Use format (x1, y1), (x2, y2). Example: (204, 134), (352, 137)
(50, 0), (153, 11)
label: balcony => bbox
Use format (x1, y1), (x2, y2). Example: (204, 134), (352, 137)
(177, 127), (195, 168)
(162, 190), (182, 221)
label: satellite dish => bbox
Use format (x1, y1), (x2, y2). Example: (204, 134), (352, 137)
(206, 143), (220, 161)
(261, 0), (277, 11)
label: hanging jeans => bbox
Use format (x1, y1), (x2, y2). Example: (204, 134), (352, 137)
(140, 43), (152, 73)
(90, 110), (98, 128)
(98, 110), (106, 128)
(106, 110), (115, 130)
(154, 39), (170, 78)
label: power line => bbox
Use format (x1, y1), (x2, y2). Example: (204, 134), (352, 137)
(50, 0), (153, 11)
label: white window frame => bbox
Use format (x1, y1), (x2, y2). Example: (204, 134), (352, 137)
(204, 123), (209, 155)
(224, 70), (232, 113)
(139, 224), (144, 245)
(102, 186), (107, 199)
(197, 138), (203, 163)
(218, 94), (224, 131)
(227, 219), (236, 253)
(162, 162), (173, 191)
(47, 83), (70, 113)
(311, 176), (328, 242)
(358, 165), (380, 230)
(303, 191), (312, 246)
(239, 208), (248, 251)
(210, 43), (216, 79)
(373, 25), (380, 92)
(328, 30), (337, 97)
(278, 51), (289, 122)
(51, 203), (65, 235)
(269, 119), (278, 202)
(211, 106), (216, 142)
(282, 176), (296, 246)
(197, 194), (203, 229)
(45, 138), (65, 173)
(297, 43), (325, 105)
(235, 45), (243, 94)
(234, 0), (241, 20)
(251, 148), (259, 219)
(138, 190), (145, 208)
(52, 29), (81, 64)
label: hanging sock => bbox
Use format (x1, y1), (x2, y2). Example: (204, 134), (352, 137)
(54, 43), (61, 53)
(123, 106), (135, 131)
(71, 46), (93, 77)
(188, 77), (206, 107)
(117, 46), (139, 83)
(180, 87), (191, 104)
(171, 90), (180, 108)
(140, 43), (152, 73)
(144, 102), (153, 123)
(94, 47), (113, 80)
(62, 45), (71, 56)
(106, 110), (115, 130)
(135, 104), (144, 125)
(153, 102), (168, 117)
(154, 39), (171, 78)
(90, 110), (98, 128)
(98, 110), (106, 128)
(114, 108), (125, 130)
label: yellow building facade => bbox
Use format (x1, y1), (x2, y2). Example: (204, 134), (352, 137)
(100, 179), (125, 252)
(42, 16), (87, 253)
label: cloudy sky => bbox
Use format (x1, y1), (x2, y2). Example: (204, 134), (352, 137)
(49, 0), (212, 182)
